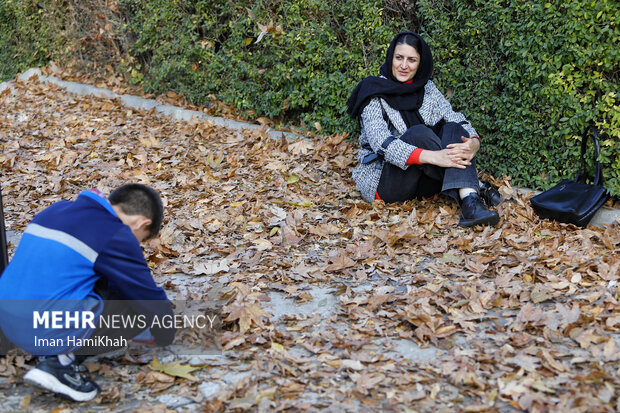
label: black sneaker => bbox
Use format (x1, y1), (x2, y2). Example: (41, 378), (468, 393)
(479, 180), (502, 207)
(23, 356), (100, 402)
(459, 193), (500, 227)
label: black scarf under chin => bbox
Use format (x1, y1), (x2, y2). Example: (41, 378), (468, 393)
(346, 32), (433, 128)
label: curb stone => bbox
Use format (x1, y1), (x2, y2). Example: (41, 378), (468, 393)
(2, 69), (619, 228)
(8, 68), (300, 142)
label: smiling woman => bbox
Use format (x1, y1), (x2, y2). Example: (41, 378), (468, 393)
(391, 39), (421, 83)
(347, 32), (501, 227)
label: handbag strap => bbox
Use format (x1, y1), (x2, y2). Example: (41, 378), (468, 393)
(575, 125), (604, 186)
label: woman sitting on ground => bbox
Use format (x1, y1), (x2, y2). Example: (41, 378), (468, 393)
(347, 31), (500, 226)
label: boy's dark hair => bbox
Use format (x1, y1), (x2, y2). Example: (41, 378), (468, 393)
(109, 184), (164, 239)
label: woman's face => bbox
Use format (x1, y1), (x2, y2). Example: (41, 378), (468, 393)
(391, 43), (420, 83)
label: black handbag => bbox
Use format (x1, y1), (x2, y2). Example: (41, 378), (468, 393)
(530, 126), (609, 227)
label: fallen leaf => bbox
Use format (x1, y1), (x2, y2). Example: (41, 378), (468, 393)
(341, 359), (364, 370)
(251, 238), (273, 251)
(288, 139), (314, 155)
(193, 259), (230, 275)
(225, 302), (268, 333)
(325, 252), (356, 272)
(148, 356), (201, 381)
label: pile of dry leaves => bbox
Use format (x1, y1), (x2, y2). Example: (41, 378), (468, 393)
(0, 76), (618, 412)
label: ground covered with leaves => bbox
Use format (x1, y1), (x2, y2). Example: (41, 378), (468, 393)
(0, 76), (618, 412)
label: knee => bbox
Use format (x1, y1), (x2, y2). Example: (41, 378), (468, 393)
(442, 122), (468, 138)
(399, 125), (441, 149)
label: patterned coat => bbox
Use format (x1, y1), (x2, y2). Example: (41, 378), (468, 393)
(352, 79), (478, 202)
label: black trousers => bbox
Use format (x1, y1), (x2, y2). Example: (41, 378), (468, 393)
(0, 279), (152, 360)
(73, 279), (148, 358)
(377, 122), (479, 203)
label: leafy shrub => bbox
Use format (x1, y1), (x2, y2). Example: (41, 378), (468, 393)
(0, 0), (60, 80)
(417, 0), (619, 195)
(0, 0), (129, 83)
(118, 0), (400, 134)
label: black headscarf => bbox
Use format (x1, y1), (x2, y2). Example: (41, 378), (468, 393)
(346, 32), (433, 128)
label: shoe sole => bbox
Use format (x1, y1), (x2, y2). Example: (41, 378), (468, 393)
(24, 369), (98, 402)
(459, 213), (500, 227)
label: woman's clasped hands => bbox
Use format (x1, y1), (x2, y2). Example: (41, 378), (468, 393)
(420, 135), (480, 169)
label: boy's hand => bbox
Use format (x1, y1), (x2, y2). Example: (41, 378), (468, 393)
(132, 328), (156, 345)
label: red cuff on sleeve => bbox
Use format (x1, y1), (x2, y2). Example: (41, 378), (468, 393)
(406, 148), (424, 165)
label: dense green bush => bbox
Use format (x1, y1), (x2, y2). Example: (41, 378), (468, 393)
(417, 0), (618, 193)
(0, 0), (59, 80)
(118, 0), (399, 134)
(0, 0), (618, 196)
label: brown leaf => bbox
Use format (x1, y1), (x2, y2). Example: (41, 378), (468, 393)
(540, 349), (566, 372)
(148, 356), (201, 381)
(225, 302), (268, 333)
(308, 222), (341, 237)
(288, 139), (314, 155)
(325, 252), (356, 272)
(355, 373), (384, 395)
(367, 294), (393, 312)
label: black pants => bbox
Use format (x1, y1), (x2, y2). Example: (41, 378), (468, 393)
(73, 279), (148, 358)
(377, 122), (479, 203)
(0, 280), (152, 360)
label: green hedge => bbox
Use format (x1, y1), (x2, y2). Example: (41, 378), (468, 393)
(0, 0), (60, 80)
(417, 0), (619, 194)
(117, 0), (399, 134)
(1, 0), (618, 196)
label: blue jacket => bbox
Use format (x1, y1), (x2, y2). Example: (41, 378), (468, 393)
(0, 190), (174, 355)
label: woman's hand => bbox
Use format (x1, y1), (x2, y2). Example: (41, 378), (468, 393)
(419, 148), (471, 169)
(446, 136), (480, 162)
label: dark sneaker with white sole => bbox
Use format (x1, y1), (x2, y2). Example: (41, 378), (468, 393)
(24, 356), (100, 402)
(459, 193), (500, 227)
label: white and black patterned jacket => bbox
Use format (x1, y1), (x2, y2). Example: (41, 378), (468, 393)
(352, 79), (478, 202)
